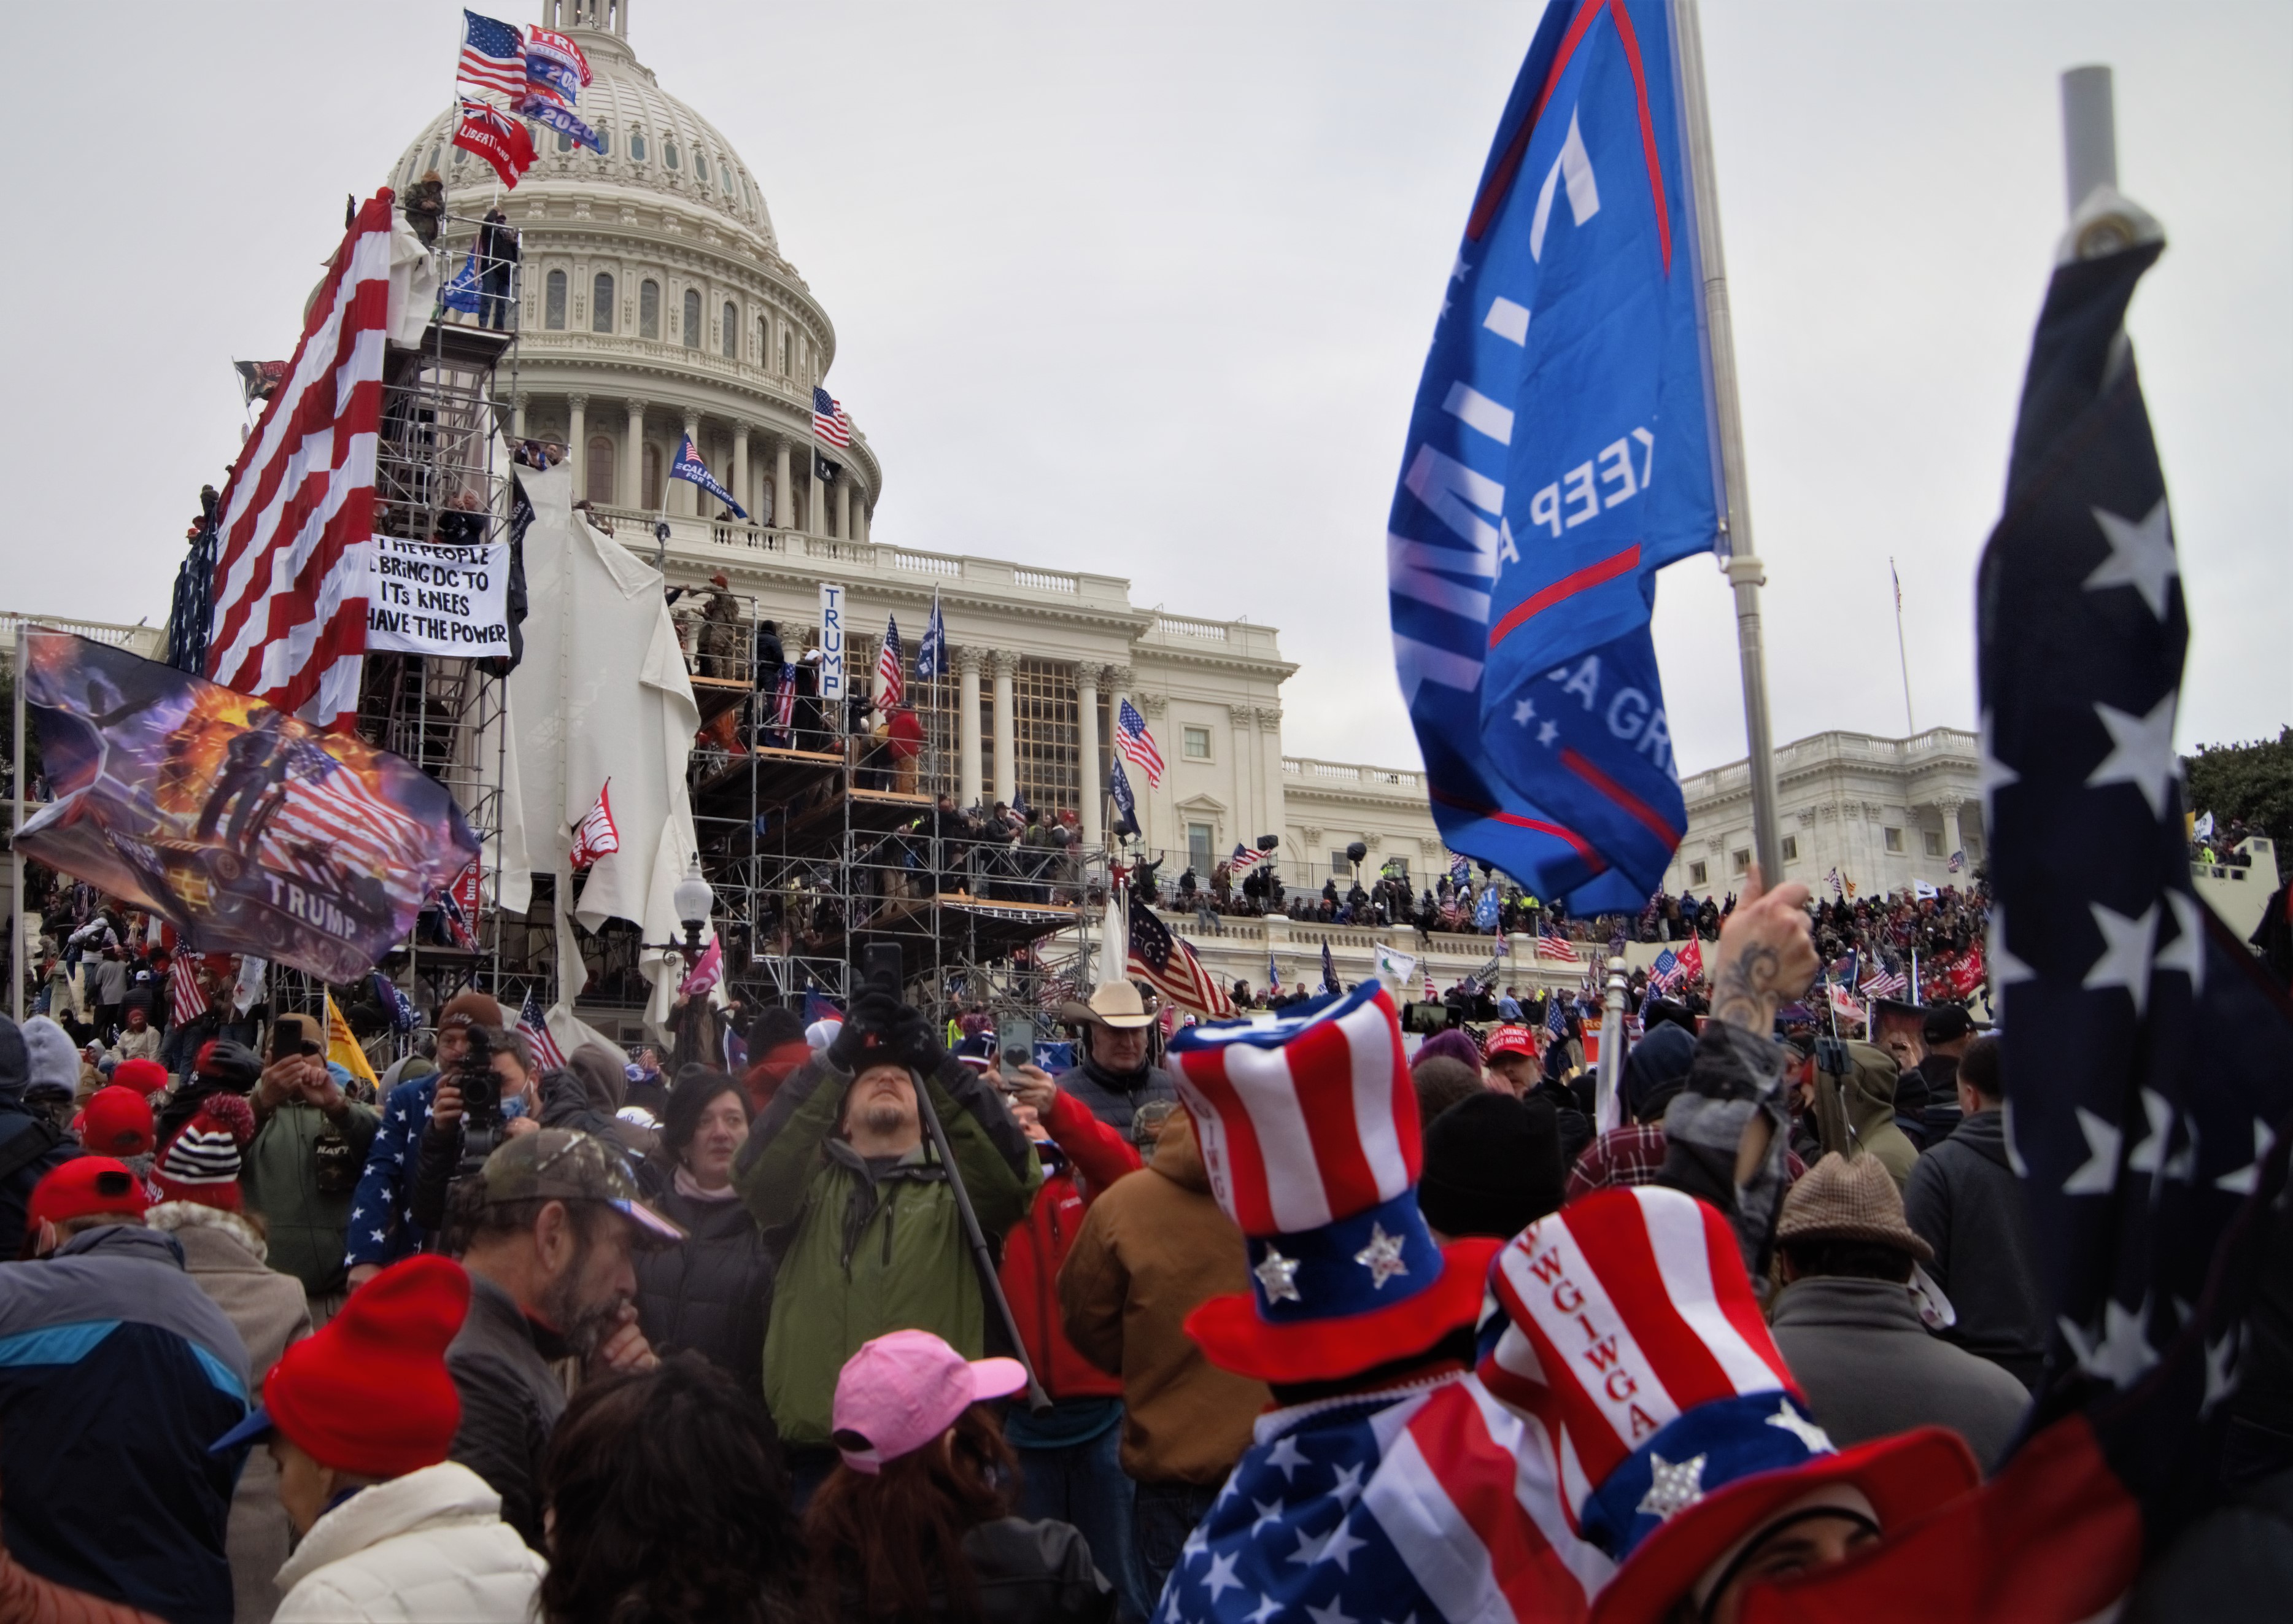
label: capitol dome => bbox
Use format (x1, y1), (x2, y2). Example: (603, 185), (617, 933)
(387, 0), (877, 538)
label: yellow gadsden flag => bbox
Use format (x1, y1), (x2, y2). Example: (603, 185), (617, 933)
(325, 992), (379, 1093)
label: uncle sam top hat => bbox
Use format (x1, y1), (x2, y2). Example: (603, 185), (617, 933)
(1478, 1186), (1979, 1624)
(1166, 981), (1504, 1383)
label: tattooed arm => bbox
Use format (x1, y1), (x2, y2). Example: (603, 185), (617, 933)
(1707, 868), (1819, 1033)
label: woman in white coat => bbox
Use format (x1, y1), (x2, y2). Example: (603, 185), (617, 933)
(208, 1255), (544, 1623)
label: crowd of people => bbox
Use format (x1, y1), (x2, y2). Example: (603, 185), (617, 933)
(0, 859), (2273, 1623)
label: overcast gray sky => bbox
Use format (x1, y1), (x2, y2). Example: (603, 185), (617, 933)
(7, 2), (2284, 776)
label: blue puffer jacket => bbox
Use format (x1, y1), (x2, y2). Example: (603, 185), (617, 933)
(0, 1225), (252, 1623)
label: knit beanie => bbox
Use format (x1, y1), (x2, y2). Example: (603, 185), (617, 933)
(1622, 1021), (1699, 1125)
(112, 1058), (169, 1097)
(153, 1091), (255, 1212)
(1415, 1027), (1485, 1077)
(0, 1017), (26, 1104)
(20, 1016), (79, 1104)
(262, 1255), (473, 1477)
(80, 1086), (155, 1159)
(1418, 1091), (1564, 1240)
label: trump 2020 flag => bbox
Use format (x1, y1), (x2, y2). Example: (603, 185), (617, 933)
(916, 592), (946, 681)
(670, 435), (746, 519)
(1390, 0), (1723, 914)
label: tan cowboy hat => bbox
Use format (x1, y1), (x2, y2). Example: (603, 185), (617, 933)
(1059, 981), (1157, 1030)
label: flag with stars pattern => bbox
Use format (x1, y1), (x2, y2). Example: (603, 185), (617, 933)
(1752, 222), (2293, 1624)
(1156, 1370), (1608, 1623)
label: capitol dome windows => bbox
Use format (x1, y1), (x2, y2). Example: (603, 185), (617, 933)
(595, 126), (611, 157)
(682, 289), (701, 350)
(721, 301), (737, 360)
(592, 273), (614, 334)
(630, 130), (647, 163)
(695, 152), (710, 184)
(557, 128), (573, 153)
(545, 269), (568, 331)
(640, 279), (660, 339)
(586, 436), (616, 506)
(665, 138), (681, 171)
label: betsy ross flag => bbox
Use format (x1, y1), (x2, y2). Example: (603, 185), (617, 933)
(205, 193), (396, 728)
(569, 781), (621, 870)
(457, 9), (526, 98)
(453, 97), (536, 187)
(516, 989), (567, 1072)
(811, 387), (853, 449)
(1752, 190), (2293, 1624)
(1128, 905), (1234, 1019)
(1115, 698), (1164, 787)
(875, 616), (904, 709)
(670, 434), (746, 519)
(1532, 921), (1580, 962)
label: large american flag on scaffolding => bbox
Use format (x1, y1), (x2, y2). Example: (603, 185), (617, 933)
(205, 191), (392, 728)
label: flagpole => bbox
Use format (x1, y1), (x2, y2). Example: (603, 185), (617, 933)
(10, 624), (24, 1024)
(1890, 558), (1916, 734)
(1674, 0), (1783, 883)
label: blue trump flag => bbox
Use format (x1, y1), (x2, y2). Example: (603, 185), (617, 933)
(1388, 0), (1725, 911)
(670, 434), (746, 519)
(441, 246), (482, 314)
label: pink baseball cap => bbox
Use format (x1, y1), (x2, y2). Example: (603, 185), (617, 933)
(830, 1329), (1027, 1474)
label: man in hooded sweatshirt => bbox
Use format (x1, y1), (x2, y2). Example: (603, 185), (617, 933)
(0, 1016), (79, 1261)
(1902, 1035), (2045, 1391)
(1809, 1038), (1921, 1191)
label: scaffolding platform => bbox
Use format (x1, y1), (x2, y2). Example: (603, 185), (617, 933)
(689, 675), (751, 730)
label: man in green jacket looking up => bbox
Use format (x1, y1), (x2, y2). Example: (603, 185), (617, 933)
(736, 991), (1040, 1498)
(242, 1012), (381, 1325)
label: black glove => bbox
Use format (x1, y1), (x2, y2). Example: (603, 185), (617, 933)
(827, 992), (905, 1073)
(889, 1006), (946, 1077)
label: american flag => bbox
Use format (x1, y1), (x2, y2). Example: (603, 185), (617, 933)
(457, 9), (527, 99)
(1949, 848), (1966, 873)
(1115, 698), (1164, 787)
(1545, 996), (1568, 1038)
(1228, 842), (1264, 876)
(258, 744), (449, 918)
(1826, 866), (1844, 895)
(205, 194), (393, 727)
(569, 781), (620, 870)
(1861, 965), (1908, 999)
(1127, 905), (1233, 1019)
(1531, 921), (1580, 962)
(1647, 946), (1679, 989)
(770, 663), (797, 737)
(875, 616), (904, 709)
(516, 989), (567, 1072)
(1748, 199), (2293, 1624)
(811, 387), (853, 449)
(170, 949), (209, 1029)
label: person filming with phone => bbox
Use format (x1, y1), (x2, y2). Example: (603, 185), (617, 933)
(735, 986), (1042, 1505)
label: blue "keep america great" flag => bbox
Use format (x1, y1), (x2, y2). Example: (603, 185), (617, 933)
(1389, 0), (1724, 913)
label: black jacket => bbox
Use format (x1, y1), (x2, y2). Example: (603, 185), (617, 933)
(446, 1272), (568, 1552)
(633, 1179), (774, 1402)
(834, 1517), (1114, 1622)
(1903, 1110), (2046, 1390)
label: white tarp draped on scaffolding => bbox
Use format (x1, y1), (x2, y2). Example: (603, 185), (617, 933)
(499, 461), (705, 1041)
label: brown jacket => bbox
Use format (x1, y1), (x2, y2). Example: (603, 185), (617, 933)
(1057, 1112), (1269, 1485)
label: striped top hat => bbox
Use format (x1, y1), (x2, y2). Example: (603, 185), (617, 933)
(1479, 1186), (1979, 1624)
(1166, 982), (1503, 1383)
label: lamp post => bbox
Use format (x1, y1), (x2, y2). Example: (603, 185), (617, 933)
(643, 859), (718, 1067)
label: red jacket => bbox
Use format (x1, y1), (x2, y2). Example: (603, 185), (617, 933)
(1000, 1088), (1140, 1401)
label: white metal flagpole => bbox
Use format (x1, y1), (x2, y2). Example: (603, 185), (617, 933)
(1674, 0), (1784, 882)
(1890, 557), (1916, 734)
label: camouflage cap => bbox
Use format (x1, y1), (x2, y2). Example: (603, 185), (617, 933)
(478, 1129), (686, 1245)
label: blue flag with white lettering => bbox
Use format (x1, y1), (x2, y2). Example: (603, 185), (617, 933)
(670, 434), (746, 519)
(1388, 0), (1721, 911)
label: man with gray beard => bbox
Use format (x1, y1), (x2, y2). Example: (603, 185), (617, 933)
(443, 1130), (687, 1550)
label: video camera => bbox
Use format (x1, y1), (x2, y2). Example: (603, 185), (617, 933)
(454, 1020), (504, 1172)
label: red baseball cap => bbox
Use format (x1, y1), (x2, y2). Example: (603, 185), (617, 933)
(80, 1087), (155, 1158)
(1483, 1024), (1537, 1060)
(831, 1329), (1026, 1474)
(28, 1158), (149, 1229)
(111, 1058), (170, 1096)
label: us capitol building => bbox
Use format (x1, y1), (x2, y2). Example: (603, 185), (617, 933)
(9, 1), (2005, 1002)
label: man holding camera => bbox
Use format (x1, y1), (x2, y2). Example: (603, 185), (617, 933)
(735, 990), (1041, 1498)
(346, 991), (503, 1286)
(244, 1012), (382, 1321)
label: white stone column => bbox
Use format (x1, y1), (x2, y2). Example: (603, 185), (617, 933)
(1229, 703), (1258, 841)
(836, 479), (852, 541)
(624, 400), (646, 512)
(774, 439), (792, 529)
(1257, 706), (1285, 847)
(679, 411), (702, 517)
(1938, 796), (1965, 868)
(957, 648), (984, 808)
(1140, 687), (1167, 852)
(1077, 664), (1102, 847)
(512, 391), (528, 441)
(730, 421), (749, 524)
(990, 651), (1017, 808)
(855, 496), (870, 544)
(565, 395), (586, 498)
